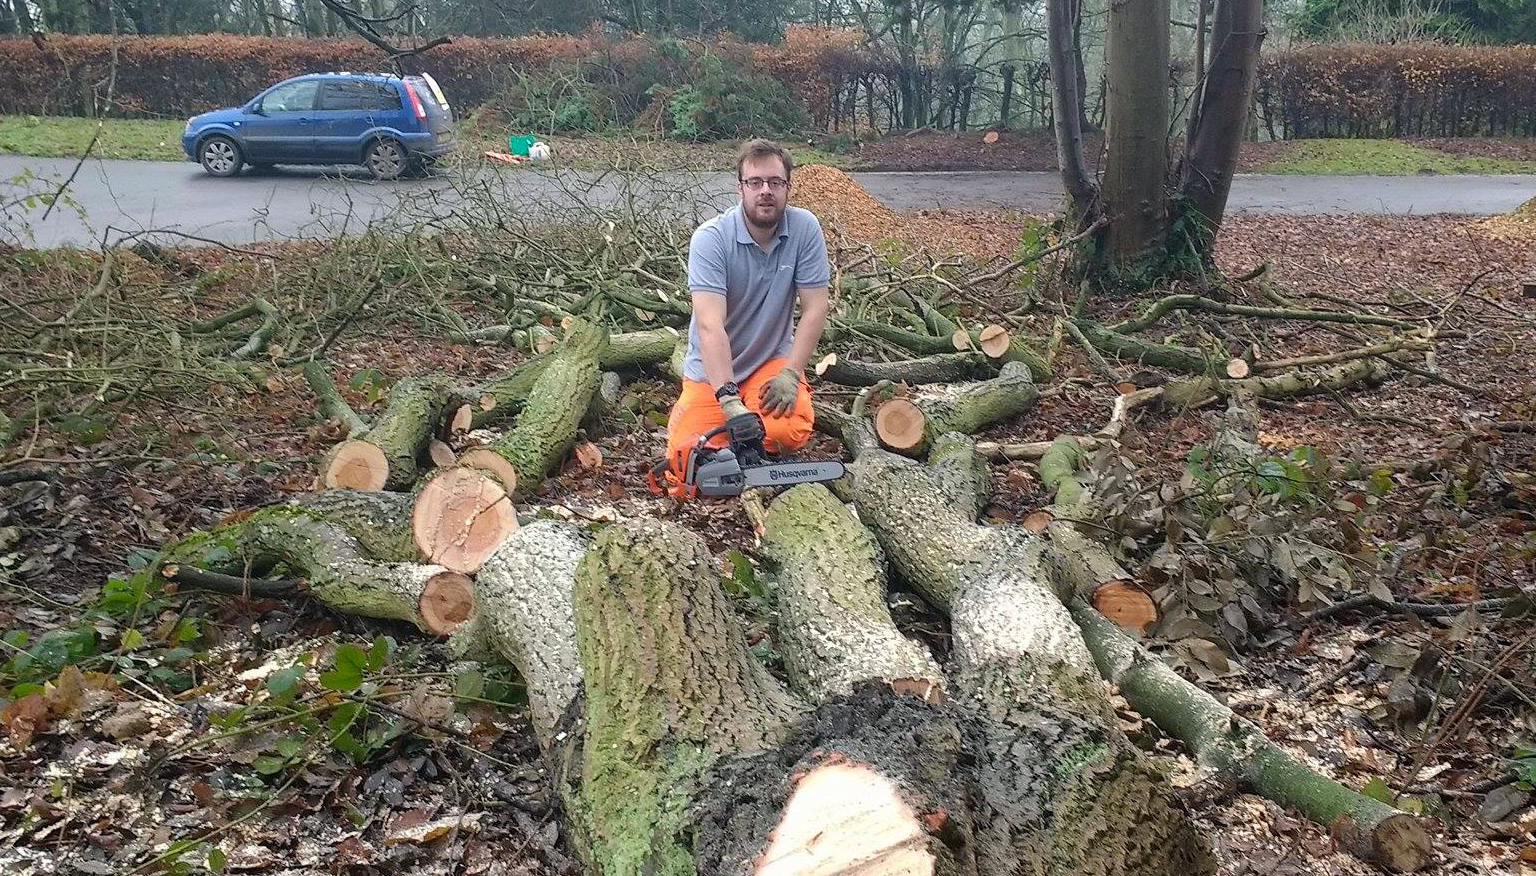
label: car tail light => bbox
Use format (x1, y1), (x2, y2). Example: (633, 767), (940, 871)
(405, 82), (427, 121)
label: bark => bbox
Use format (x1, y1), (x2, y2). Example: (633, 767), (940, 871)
(581, 371), (623, 438)
(190, 297), (280, 360)
(564, 518), (806, 875)
(1073, 319), (1213, 374)
(449, 520), (588, 747)
(1047, 0), (1098, 217)
(157, 508), (471, 635)
(874, 361), (1040, 456)
(462, 320), (606, 499)
(290, 489), (420, 562)
(1178, 0), (1266, 240)
(843, 436), (1214, 875)
(833, 320), (1051, 381)
(1102, 0), (1171, 264)
(319, 375), (451, 491)
(1162, 356), (1392, 408)
(1071, 605), (1433, 872)
(300, 361), (367, 436)
(762, 484), (944, 705)
(818, 352), (998, 387)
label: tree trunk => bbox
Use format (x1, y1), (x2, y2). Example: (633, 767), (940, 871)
(1102, 0), (1171, 265)
(1047, 0), (1098, 217)
(761, 484), (943, 705)
(449, 520), (589, 748)
(841, 433), (1213, 874)
(1178, 0), (1266, 247)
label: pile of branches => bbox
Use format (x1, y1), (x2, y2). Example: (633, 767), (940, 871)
(12, 169), (1489, 874)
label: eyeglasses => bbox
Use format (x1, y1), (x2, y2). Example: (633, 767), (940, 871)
(739, 177), (789, 192)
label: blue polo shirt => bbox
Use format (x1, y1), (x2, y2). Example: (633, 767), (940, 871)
(681, 204), (830, 384)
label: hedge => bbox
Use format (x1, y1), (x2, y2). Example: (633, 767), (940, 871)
(2, 33), (1533, 139)
(1257, 42), (1536, 138)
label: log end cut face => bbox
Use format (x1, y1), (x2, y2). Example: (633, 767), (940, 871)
(459, 448), (519, 496)
(419, 571), (475, 635)
(324, 440), (389, 491)
(412, 467), (519, 573)
(754, 762), (934, 876)
(875, 398), (928, 454)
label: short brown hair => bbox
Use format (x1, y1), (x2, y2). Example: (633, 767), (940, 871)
(736, 138), (794, 180)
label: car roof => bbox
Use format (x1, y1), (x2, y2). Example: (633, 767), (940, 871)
(291, 72), (407, 84)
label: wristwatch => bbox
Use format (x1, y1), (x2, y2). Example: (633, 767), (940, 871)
(715, 381), (740, 400)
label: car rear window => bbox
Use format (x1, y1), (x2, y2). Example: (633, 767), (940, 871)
(320, 81), (402, 112)
(405, 76), (450, 118)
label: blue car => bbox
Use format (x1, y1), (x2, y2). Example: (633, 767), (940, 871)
(182, 72), (455, 180)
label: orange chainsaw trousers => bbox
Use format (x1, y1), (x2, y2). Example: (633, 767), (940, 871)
(661, 358), (814, 499)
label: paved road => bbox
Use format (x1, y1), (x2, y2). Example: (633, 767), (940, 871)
(2, 154), (1533, 249)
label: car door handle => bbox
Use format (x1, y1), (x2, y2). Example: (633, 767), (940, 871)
(297, 118), (313, 124)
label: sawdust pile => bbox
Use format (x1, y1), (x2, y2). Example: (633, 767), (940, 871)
(1471, 194), (1536, 242)
(790, 165), (1029, 260)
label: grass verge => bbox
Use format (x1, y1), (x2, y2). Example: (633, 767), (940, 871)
(1254, 138), (1536, 175)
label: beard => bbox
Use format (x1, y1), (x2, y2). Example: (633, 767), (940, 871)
(744, 196), (784, 230)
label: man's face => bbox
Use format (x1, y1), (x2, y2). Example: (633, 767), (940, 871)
(738, 154), (790, 230)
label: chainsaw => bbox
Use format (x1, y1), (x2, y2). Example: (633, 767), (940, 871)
(651, 413), (846, 498)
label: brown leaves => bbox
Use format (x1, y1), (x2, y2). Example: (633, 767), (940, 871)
(1, 695), (49, 749)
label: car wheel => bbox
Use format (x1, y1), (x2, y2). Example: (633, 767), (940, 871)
(199, 136), (243, 178)
(364, 139), (406, 181)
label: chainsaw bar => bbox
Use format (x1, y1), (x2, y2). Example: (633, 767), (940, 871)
(741, 459), (847, 489)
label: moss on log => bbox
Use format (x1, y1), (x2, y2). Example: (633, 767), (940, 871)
(463, 320), (607, 499)
(319, 375), (451, 491)
(568, 518), (805, 875)
(762, 485), (943, 704)
(1071, 605), (1433, 872)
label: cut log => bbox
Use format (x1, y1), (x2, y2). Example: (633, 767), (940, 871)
(447, 404), (473, 436)
(1071, 605), (1433, 872)
(842, 436), (1213, 874)
(156, 509), (471, 635)
(563, 518), (806, 874)
(319, 440), (389, 491)
(1225, 357), (1251, 379)
(817, 352), (997, 387)
(602, 327), (682, 370)
(462, 320), (607, 498)
(872, 362), (1039, 457)
(1071, 319), (1212, 374)
(456, 449), (517, 495)
(951, 327), (974, 351)
(449, 520), (588, 747)
(874, 397), (927, 455)
(319, 375), (451, 491)
(428, 439), (456, 467)
(977, 324), (1010, 358)
(411, 466), (518, 574)
(1162, 356), (1392, 409)
(1090, 580), (1158, 633)
(762, 484), (944, 704)
(834, 319), (1051, 381)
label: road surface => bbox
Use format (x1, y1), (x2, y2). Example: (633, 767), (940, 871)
(2, 155), (1532, 249)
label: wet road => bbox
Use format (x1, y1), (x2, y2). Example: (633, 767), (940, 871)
(2, 155), (1531, 249)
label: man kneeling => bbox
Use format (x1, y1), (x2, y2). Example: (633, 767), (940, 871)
(654, 139), (830, 499)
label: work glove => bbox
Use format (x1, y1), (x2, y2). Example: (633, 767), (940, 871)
(758, 367), (802, 417)
(719, 393), (751, 421)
